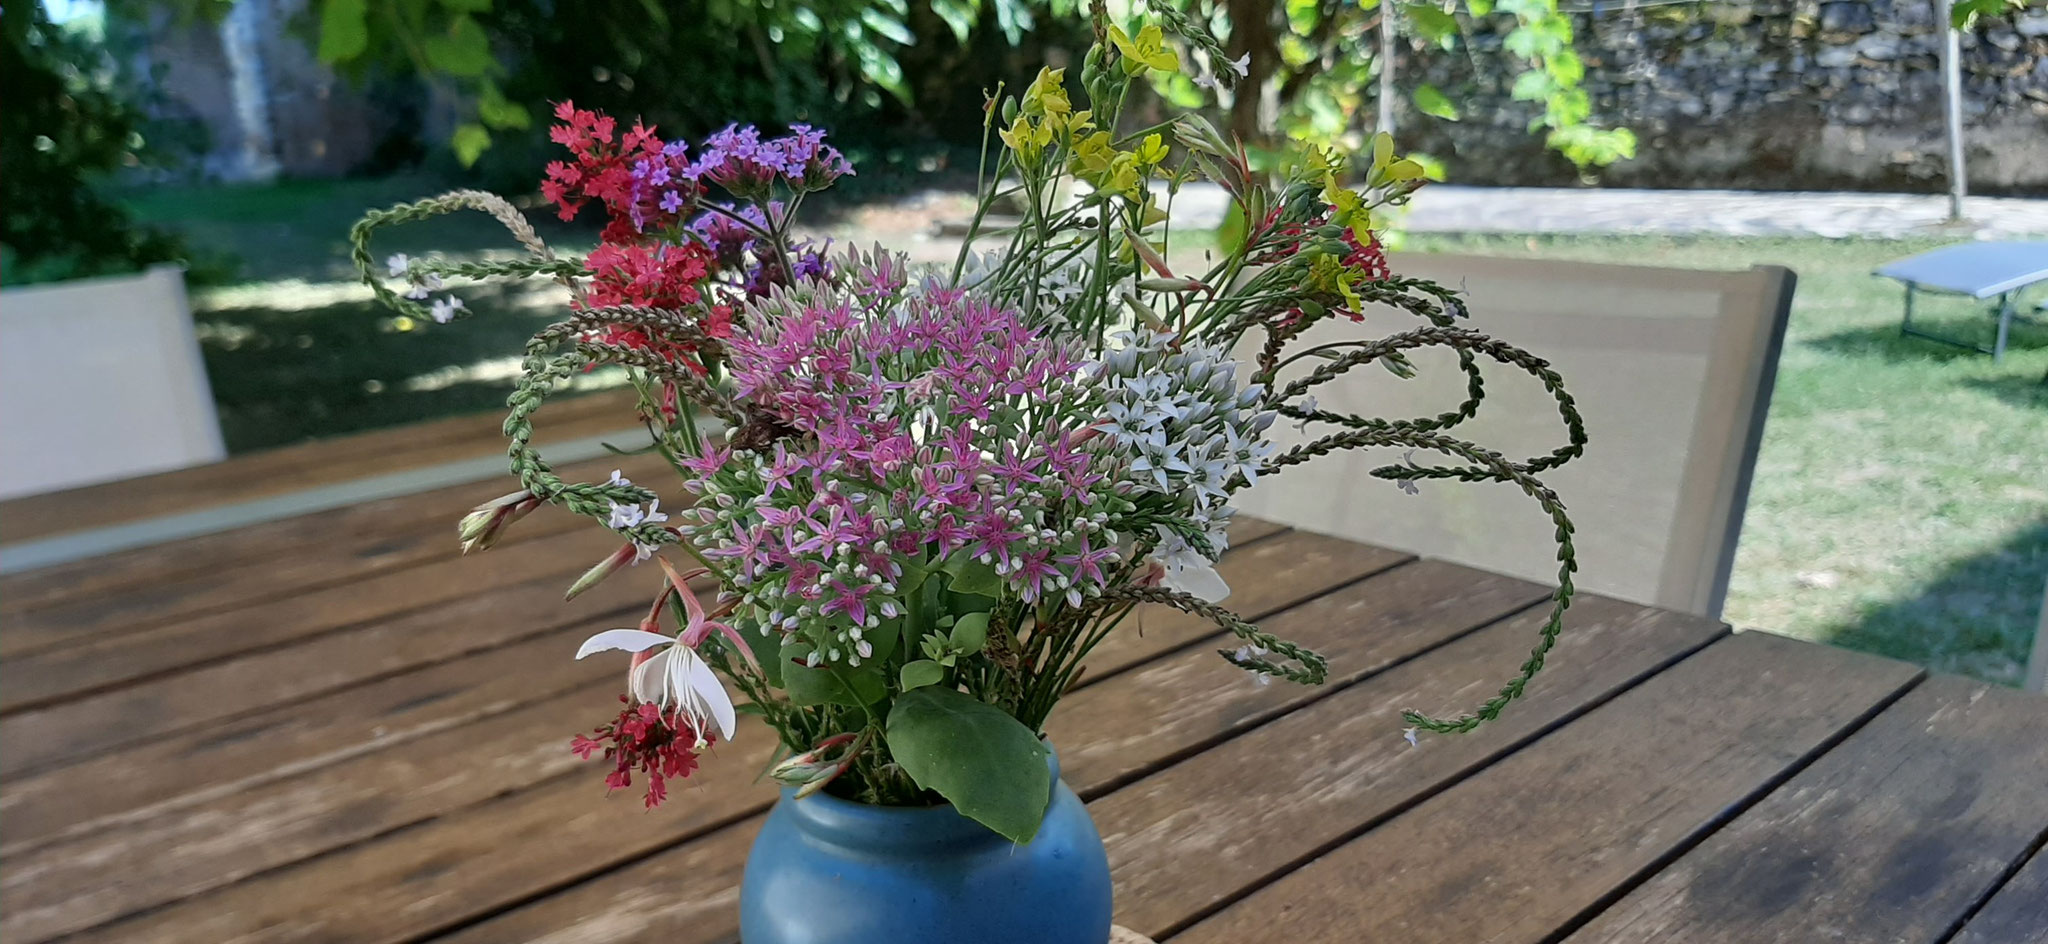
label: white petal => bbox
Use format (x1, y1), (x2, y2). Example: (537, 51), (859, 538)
(576, 629), (675, 659)
(677, 648), (738, 743)
(1164, 561), (1232, 603)
(633, 648), (675, 705)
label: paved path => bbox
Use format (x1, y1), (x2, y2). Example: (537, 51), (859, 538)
(1111, 183), (2048, 240)
(1400, 186), (2048, 240)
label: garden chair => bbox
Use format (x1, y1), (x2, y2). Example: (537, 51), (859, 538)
(0, 265), (226, 501)
(1236, 253), (1795, 620)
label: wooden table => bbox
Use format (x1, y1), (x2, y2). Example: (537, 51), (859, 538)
(4, 467), (2045, 943)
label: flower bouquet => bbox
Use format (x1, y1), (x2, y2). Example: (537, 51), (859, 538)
(350, 10), (1583, 943)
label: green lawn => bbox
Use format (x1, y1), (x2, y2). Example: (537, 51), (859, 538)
(131, 178), (2047, 687)
(1407, 233), (2047, 686)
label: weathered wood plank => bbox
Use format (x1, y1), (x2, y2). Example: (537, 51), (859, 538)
(426, 560), (1559, 944)
(1566, 675), (2048, 944)
(0, 452), (674, 653)
(0, 609), (632, 853)
(1166, 632), (1924, 944)
(0, 388), (639, 544)
(0, 524), (628, 717)
(15, 526), (1348, 943)
(1953, 846), (2048, 944)
(1099, 593), (1729, 939)
(1048, 559), (1552, 795)
(0, 556), (708, 777)
(1075, 530), (1409, 678)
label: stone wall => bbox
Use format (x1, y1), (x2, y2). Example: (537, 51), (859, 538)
(1400, 1), (2048, 194)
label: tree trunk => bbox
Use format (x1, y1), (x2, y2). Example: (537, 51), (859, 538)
(1224, 0), (1278, 144)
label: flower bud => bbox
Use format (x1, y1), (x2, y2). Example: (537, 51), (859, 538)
(566, 542), (640, 601)
(1136, 277), (1208, 294)
(457, 490), (540, 554)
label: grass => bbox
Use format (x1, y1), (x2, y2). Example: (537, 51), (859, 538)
(1407, 233), (2048, 686)
(126, 175), (617, 451)
(129, 178), (2048, 686)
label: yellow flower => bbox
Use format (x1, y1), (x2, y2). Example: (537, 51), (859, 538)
(1000, 114), (1055, 166)
(1021, 67), (1071, 121)
(1364, 131), (1425, 189)
(1131, 132), (1169, 167)
(1108, 23), (1180, 76)
(1322, 173), (1373, 244)
(1069, 131), (1142, 197)
(1309, 254), (1365, 314)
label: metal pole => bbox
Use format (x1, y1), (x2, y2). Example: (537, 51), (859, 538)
(1940, 0), (1967, 222)
(1378, 5), (1398, 138)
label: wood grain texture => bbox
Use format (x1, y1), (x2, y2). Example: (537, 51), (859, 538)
(1050, 559), (1551, 796)
(1098, 594), (1728, 939)
(1953, 846), (2048, 944)
(1077, 529), (1409, 679)
(0, 524), (628, 718)
(0, 452), (674, 652)
(24, 526), (1346, 944)
(0, 388), (639, 544)
(1168, 632), (1924, 944)
(423, 561), (1549, 944)
(1566, 675), (2048, 944)
(0, 603), (638, 853)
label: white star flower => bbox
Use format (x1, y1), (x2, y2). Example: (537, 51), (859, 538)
(429, 295), (465, 323)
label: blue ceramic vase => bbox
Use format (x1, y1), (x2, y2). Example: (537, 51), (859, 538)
(739, 749), (1112, 944)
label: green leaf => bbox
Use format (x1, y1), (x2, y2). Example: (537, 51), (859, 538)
(1216, 200), (1248, 256)
(859, 8), (914, 44)
(929, 0), (975, 42)
(942, 555), (1004, 598)
(784, 658), (888, 707)
(423, 15), (494, 77)
(885, 688), (1051, 843)
(477, 82), (531, 130)
(948, 611), (989, 655)
(739, 616), (784, 687)
(899, 659), (945, 690)
(1510, 69), (1555, 102)
(316, 0), (369, 63)
(451, 123), (491, 166)
(1403, 4), (1460, 46)
(1413, 84), (1460, 121)
(438, 0), (492, 10)
(1467, 0), (1494, 15)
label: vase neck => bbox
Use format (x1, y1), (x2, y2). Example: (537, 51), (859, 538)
(779, 746), (1061, 852)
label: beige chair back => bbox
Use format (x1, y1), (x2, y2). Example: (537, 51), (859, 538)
(0, 265), (225, 500)
(1236, 253), (1795, 619)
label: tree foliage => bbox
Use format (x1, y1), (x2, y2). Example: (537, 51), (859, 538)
(296, 0), (1638, 172)
(1, 4), (192, 285)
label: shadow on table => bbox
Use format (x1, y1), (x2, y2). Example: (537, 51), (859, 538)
(1816, 517), (2048, 688)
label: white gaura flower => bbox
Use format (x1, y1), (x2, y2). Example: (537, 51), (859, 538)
(386, 253), (412, 278)
(575, 629), (737, 748)
(1151, 524), (1231, 602)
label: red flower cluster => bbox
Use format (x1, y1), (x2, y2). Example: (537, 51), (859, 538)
(571, 696), (708, 809)
(541, 101), (672, 243)
(1340, 228), (1391, 283)
(586, 242), (713, 310)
